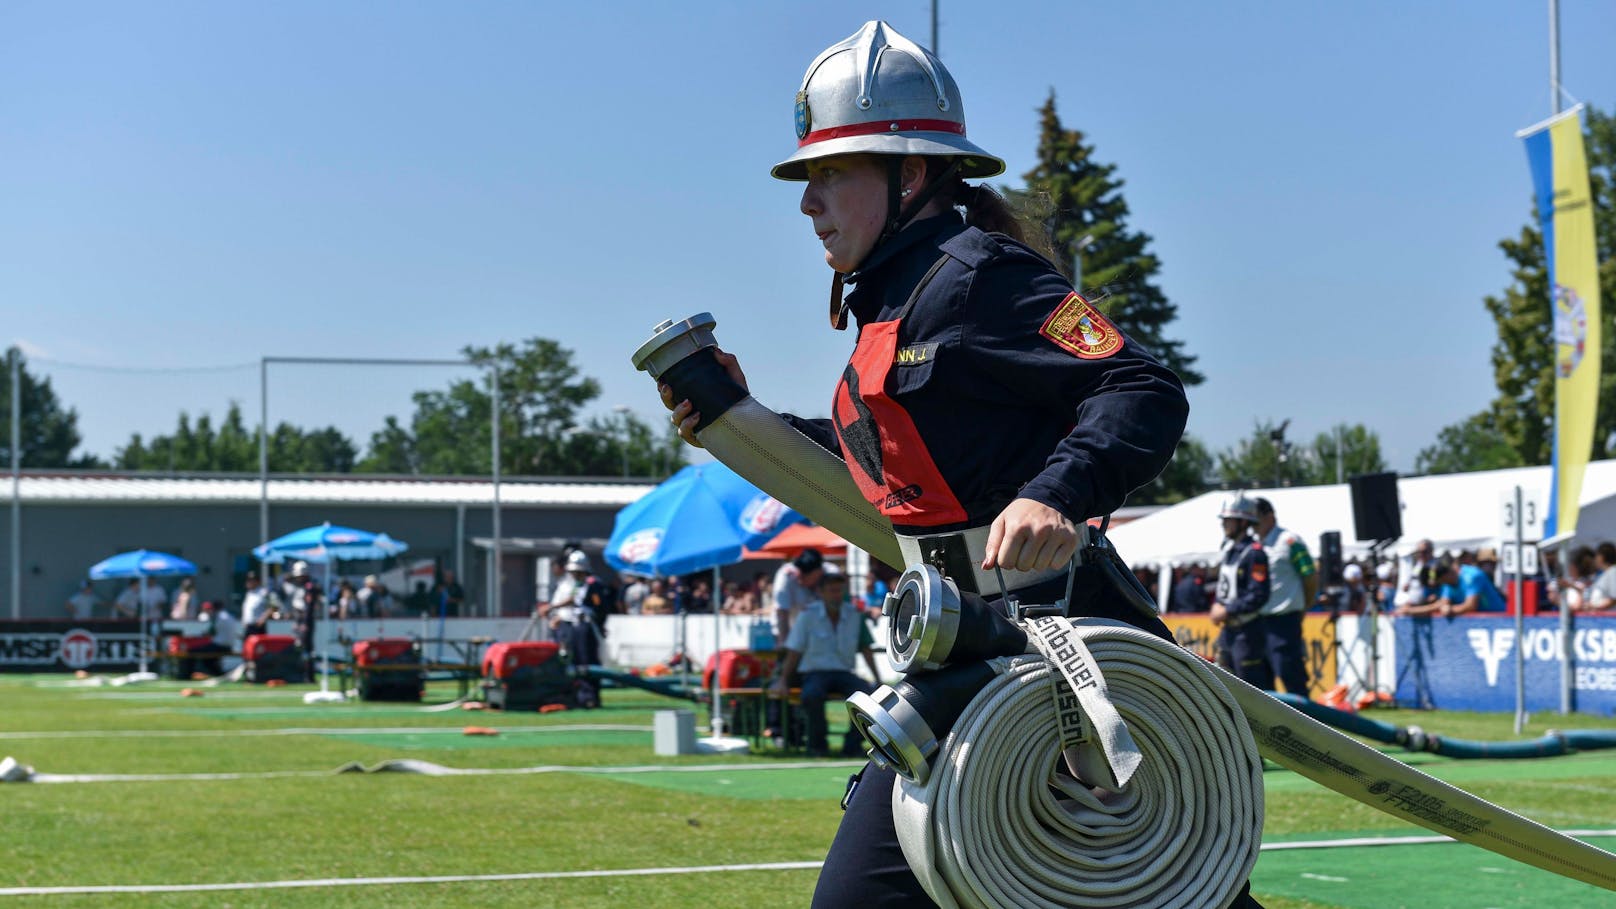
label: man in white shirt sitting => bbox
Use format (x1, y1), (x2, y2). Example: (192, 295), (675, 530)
(770, 568), (880, 758)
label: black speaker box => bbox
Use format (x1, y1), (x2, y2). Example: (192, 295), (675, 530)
(1318, 531), (1344, 586)
(1348, 472), (1402, 541)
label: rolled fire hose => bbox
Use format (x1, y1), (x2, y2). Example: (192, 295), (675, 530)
(890, 619), (1264, 909)
(630, 313), (1616, 897)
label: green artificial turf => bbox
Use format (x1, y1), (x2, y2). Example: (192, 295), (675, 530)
(3, 674), (1614, 908)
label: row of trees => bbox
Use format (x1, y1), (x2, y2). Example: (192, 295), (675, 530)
(0, 341), (686, 478)
(3, 102), (1609, 496)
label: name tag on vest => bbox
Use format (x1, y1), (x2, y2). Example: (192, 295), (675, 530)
(894, 343), (937, 366)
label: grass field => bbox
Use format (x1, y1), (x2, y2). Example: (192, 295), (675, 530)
(2, 673), (1614, 908)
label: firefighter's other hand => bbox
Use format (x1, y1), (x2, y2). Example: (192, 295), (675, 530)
(983, 499), (1077, 573)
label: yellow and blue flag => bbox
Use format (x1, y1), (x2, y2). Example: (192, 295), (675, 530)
(1520, 106), (1602, 538)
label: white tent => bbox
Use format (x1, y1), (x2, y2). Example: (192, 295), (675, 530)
(1108, 459), (1616, 570)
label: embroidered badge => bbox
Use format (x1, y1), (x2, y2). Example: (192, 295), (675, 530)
(893, 342), (937, 366)
(1039, 292), (1123, 360)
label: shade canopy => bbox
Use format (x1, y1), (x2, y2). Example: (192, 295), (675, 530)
(253, 522), (410, 564)
(743, 522), (848, 560)
(1107, 459), (1616, 567)
(606, 462), (806, 577)
(88, 549), (197, 580)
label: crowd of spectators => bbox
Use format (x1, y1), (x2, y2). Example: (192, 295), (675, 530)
(1163, 532), (1616, 620)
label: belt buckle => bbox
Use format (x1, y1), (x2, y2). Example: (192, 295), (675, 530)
(920, 534), (979, 595)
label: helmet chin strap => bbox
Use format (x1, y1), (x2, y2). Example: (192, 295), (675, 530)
(828, 157), (966, 331)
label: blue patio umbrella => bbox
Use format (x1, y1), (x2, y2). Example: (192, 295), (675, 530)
(254, 522), (409, 702)
(86, 549), (197, 679)
(606, 462), (806, 747)
(253, 522), (409, 564)
(88, 549), (198, 580)
(606, 462), (806, 577)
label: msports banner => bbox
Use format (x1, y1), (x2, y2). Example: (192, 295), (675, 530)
(1520, 106), (1602, 538)
(1394, 614), (1616, 714)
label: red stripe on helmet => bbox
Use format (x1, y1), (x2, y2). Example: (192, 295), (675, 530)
(798, 118), (966, 148)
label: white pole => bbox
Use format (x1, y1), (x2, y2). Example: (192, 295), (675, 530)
(9, 349), (19, 619)
(1513, 486), (1527, 734)
(1549, 0), (1562, 116)
(1548, 0), (1568, 715)
(491, 364), (502, 619)
(712, 563), (723, 736)
(138, 576), (149, 677)
(455, 503), (466, 591)
(259, 358), (268, 561)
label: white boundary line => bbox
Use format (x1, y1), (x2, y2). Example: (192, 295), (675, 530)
(0, 724), (653, 739)
(0, 861), (828, 896)
(6, 832), (1616, 896)
(23, 759), (863, 784)
(1263, 829), (1616, 850)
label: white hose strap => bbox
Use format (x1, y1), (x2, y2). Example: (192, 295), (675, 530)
(892, 619), (1263, 909)
(1025, 615), (1140, 792)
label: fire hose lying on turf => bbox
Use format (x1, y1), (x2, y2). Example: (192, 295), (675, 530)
(633, 314), (1616, 904)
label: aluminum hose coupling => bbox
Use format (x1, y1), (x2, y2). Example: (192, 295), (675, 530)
(846, 660), (997, 786)
(882, 563), (1029, 673)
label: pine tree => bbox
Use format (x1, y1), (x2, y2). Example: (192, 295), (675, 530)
(0, 348), (102, 468)
(1018, 91), (1202, 384)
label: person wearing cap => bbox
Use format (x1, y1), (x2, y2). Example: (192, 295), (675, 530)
(1398, 554), (1505, 616)
(1393, 539), (1437, 610)
(771, 567), (880, 757)
(1209, 493), (1273, 688)
(1373, 562), (1398, 614)
(549, 550), (610, 666)
(660, 20), (1227, 908)
(771, 548), (826, 642)
(240, 571), (277, 638)
(283, 561), (323, 677)
(357, 575), (394, 618)
(1332, 563), (1367, 615)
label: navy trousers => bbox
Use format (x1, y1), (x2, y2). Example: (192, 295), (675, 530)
(1264, 610), (1311, 696)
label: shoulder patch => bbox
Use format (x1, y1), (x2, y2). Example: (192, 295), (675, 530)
(1039, 292), (1123, 360)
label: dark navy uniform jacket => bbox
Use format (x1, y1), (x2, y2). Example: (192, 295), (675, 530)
(783, 212), (1189, 534)
(1216, 537), (1271, 621)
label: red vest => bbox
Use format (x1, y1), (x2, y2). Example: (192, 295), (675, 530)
(832, 257), (969, 527)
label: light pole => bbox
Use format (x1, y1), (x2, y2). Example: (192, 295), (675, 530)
(1269, 419), (1292, 488)
(613, 405), (632, 478)
(1073, 233), (1095, 289)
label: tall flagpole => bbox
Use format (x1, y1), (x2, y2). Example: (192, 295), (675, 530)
(1548, 0), (1571, 716)
(1549, 0), (1561, 115)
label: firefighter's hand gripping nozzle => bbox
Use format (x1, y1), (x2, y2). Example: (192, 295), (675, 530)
(630, 313), (904, 569)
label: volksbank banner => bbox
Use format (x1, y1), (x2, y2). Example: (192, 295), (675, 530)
(1395, 615), (1616, 714)
(1520, 105), (1603, 538)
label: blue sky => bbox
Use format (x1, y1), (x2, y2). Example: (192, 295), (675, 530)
(4, 1), (1613, 472)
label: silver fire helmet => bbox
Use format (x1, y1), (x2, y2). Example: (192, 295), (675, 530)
(771, 20), (1005, 182)
(1218, 494), (1260, 523)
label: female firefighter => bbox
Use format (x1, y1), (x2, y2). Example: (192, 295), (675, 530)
(662, 20), (1262, 909)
